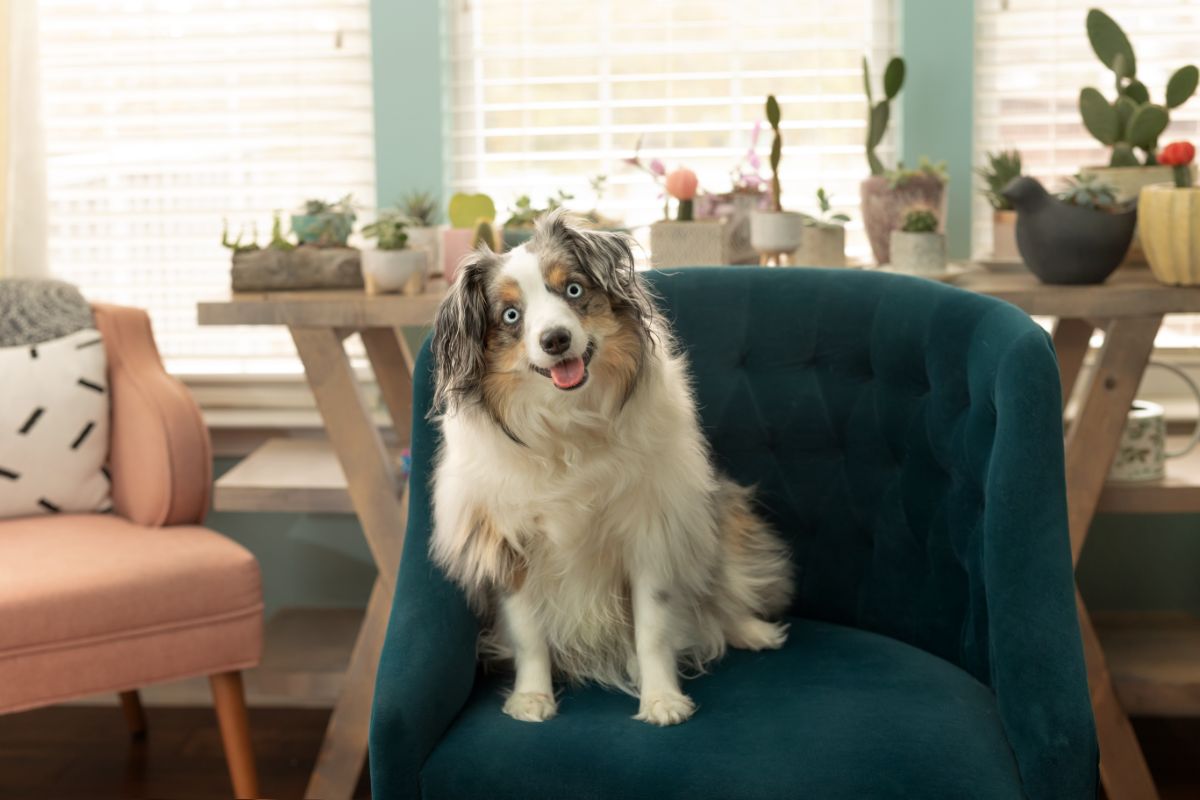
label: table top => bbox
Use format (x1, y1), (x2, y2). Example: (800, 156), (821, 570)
(197, 266), (1200, 328)
(955, 267), (1200, 318)
(198, 286), (447, 328)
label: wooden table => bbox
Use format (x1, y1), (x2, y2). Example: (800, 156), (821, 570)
(199, 289), (442, 800)
(958, 268), (1200, 800)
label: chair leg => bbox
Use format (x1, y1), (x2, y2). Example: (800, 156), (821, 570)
(118, 690), (147, 740)
(209, 671), (259, 800)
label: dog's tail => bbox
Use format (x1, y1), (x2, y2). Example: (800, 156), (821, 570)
(713, 480), (794, 622)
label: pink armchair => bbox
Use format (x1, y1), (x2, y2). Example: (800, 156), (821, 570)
(0, 303), (263, 798)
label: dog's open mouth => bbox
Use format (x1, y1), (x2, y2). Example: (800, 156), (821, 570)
(531, 342), (595, 391)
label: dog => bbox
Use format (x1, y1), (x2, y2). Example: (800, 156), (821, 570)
(428, 210), (794, 726)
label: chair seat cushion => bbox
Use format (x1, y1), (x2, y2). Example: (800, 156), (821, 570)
(0, 514), (262, 712)
(420, 618), (1022, 800)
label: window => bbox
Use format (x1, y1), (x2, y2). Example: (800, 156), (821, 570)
(446, 0), (898, 262)
(975, 2), (1200, 349)
(38, 0), (376, 374)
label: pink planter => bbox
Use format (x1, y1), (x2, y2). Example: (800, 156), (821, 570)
(860, 175), (946, 265)
(441, 229), (475, 284)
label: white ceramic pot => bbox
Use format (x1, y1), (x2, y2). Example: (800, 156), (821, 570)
(750, 210), (805, 255)
(650, 219), (758, 267)
(362, 248), (429, 295)
(889, 231), (946, 275)
(792, 225), (845, 267)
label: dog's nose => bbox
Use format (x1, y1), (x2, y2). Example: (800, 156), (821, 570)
(539, 327), (572, 356)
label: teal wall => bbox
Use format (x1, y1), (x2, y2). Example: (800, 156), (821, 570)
(222, 0), (1197, 619)
(900, 0), (974, 259)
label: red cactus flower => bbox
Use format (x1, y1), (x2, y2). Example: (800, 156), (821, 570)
(1160, 141), (1195, 167)
(665, 168), (699, 200)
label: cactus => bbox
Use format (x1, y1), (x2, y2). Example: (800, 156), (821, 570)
(1058, 173), (1120, 210)
(765, 95), (783, 211)
(900, 207), (938, 234)
(449, 193), (497, 229)
(221, 219), (259, 254)
(863, 56), (905, 176)
(471, 218), (500, 252)
(268, 211), (294, 251)
(1079, 8), (1198, 166)
(976, 150), (1023, 210)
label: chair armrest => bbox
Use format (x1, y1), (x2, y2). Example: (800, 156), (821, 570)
(92, 303), (212, 526)
(982, 325), (1097, 799)
(370, 346), (479, 799)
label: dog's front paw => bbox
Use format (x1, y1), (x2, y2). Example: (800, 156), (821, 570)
(503, 692), (558, 722)
(635, 691), (696, 726)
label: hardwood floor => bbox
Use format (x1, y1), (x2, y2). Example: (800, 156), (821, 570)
(0, 704), (1196, 799)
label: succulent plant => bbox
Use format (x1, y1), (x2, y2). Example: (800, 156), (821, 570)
(302, 194), (355, 217)
(977, 150), (1023, 210)
(886, 157), (948, 189)
(765, 95), (784, 211)
(400, 191), (440, 227)
(801, 187), (850, 229)
(863, 56), (906, 176)
(1079, 8), (1198, 166)
(503, 190), (574, 229)
(268, 211), (294, 251)
(221, 219), (259, 254)
(900, 207), (938, 234)
(1058, 173), (1120, 210)
(362, 210), (410, 250)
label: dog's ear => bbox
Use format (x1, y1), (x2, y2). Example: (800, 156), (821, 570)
(430, 248), (496, 415)
(535, 209), (657, 341)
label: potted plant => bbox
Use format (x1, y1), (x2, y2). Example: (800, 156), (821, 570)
(889, 207), (945, 275)
(977, 150), (1023, 261)
(291, 195), (356, 247)
(858, 57), (947, 265)
(360, 211), (429, 295)
(794, 188), (849, 267)
(750, 95), (805, 262)
(225, 212), (363, 291)
(1141, 141), (1200, 285)
(1076, 9), (1198, 201)
(443, 192), (496, 282)
(650, 166), (734, 268)
(1002, 173), (1136, 285)
(399, 191), (441, 268)
(502, 189), (573, 249)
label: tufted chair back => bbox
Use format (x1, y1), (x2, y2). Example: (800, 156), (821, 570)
(645, 267), (1068, 687)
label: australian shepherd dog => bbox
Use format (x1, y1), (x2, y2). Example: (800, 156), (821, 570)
(429, 210), (793, 726)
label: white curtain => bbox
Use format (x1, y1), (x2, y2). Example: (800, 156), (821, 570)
(3, 0), (48, 278)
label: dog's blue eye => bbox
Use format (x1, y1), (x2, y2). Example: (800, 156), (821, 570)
(503, 307), (520, 325)
(566, 282), (583, 298)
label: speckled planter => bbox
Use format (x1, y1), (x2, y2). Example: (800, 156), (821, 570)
(889, 231), (946, 274)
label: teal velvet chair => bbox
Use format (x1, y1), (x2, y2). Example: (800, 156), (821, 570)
(370, 267), (1097, 799)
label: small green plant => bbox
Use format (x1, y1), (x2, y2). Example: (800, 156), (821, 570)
(589, 174), (608, 203)
(1079, 8), (1198, 166)
(448, 193), (497, 230)
(977, 150), (1023, 210)
(221, 220), (259, 254)
(802, 187), (850, 229)
(863, 56), (906, 176)
(400, 191), (440, 227)
(302, 195), (355, 217)
(503, 190), (574, 229)
(268, 212), (294, 251)
(765, 94), (784, 211)
(886, 157), (948, 189)
(1058, 173), (1120, 210)
(901, 207), (938, 234)
(362, 210), (409, 250)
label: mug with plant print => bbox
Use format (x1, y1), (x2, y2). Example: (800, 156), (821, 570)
(1108, 362), (1200, 482)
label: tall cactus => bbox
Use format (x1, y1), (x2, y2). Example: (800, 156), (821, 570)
(1079, 8), (1198, 166)
(763, 95), (783, 212)
(863, 56), (905, 176)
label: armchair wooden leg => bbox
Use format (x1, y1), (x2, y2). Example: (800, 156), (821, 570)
(209, 671), (259, 800)
(118, 690), (147, 740)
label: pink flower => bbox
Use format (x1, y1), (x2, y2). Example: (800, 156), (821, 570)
(649, 158), (666, 176)
(665, 168), (699, 200)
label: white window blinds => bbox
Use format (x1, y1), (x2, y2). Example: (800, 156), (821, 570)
(446, 0), (898, 262)
(38, 0), (376, 374)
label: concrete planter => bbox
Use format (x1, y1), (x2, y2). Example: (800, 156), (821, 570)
(890, 231), (946, 274)
(362, 248), (429, 295)
(1140, 184), (1200, 285)
(650, 219), (756, 268)
(749, 210), (805, 256)
(793, 225), (845, 267)
(860, 175), (946, 265)
(230, 246), (362, 291)
(992, 210), (1019, 262)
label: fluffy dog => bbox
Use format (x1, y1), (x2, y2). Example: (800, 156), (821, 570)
(429, 211), (793, 726)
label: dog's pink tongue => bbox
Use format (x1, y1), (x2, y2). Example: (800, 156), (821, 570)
(550, 357), (585, 389)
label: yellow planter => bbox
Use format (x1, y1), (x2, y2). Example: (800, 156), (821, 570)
(1140, 184), (1200, 286)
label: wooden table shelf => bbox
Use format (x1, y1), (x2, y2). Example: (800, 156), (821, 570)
(214, 438), (407, 515)
(1096, 614), (1200, 718)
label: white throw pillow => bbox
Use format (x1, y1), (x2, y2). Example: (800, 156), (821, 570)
(0, 327), (112, 517)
